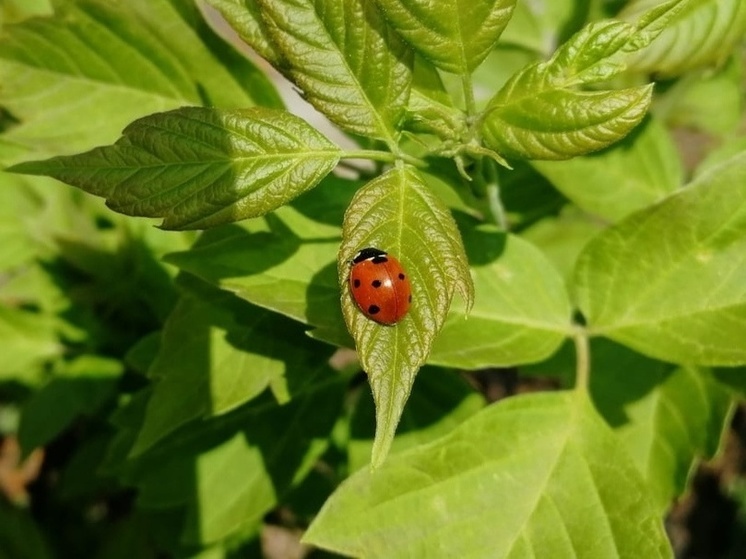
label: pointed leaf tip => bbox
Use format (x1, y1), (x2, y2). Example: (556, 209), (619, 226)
(10, 107), (341, 230)
(339, 166), (473, 465)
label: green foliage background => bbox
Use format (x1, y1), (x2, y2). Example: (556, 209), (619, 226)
(0, 0), (745, 557)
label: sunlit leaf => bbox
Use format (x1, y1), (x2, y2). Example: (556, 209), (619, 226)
(0, 306), (61, 380)
(575, 150), (746, 365)
(375, 0), (516, 74)
(430, 225), (572, 368)
(339, 166), (473, 466)
(481, 19), (653, 160)
(10, 107), (341, 230)
(257, 0), (412, 142)
(305, 391), (672, 558)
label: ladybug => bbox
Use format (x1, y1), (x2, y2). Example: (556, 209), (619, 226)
(348, 247), (412, 325)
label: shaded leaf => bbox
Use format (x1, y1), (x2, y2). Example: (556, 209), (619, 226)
(257, 0), (412, 142)
(115, 373), (345, 546)
(348, 367), (485, 473)
(164, 195), (351, 343)
(375, 0), (517, 74)
(532, 116), (683, 221)
(130, 277), (336, 456)
(305, 391), (672, 558)
(18, 356), (121, 452)
(10, 107), (341, 230)
(0, 0), (278, 158)
(0, 501), (53, 559)
(574, 150), (746, 365)
(339, 166), (473, 466)
(621, 0), (746, 77)
(659, 55), (743, 135)
(589, 340), (732, 512)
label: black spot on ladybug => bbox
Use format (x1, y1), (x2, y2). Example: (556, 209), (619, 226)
(371, 256), (388, 264)
(368, 305), (380, 315)
(408, 294), (412, 303)
(353, 279), (361, 288)
(398, 273), (405, 280)
(372, 280), (382, 288)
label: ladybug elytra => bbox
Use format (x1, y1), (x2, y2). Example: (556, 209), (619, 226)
(348, 247), (411, 325)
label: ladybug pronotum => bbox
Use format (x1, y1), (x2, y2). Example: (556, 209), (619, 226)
(348, 247), (412, 325)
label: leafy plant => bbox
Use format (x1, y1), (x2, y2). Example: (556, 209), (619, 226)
(1, 0), (745, 557)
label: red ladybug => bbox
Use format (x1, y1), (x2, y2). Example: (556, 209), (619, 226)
(349, 247), (412, 325)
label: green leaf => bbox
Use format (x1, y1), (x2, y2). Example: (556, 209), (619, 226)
(0, 306), (61, 380)
(574, 150), (746, 365)
(532, 116), (683, 221)
(481, 19), (654, 160)
(1, 0), (52, 23)
(257, 0), (412, 143)
(204, 0), (285, 69)
(0, 0), (278, 157)
(120, 374), (345, 546)
(403, 56), (467, 140)
(348, 367), (485, 473)
(305, 391), (672, 558)
(339, 166), (473, 466)
(0, 501), (53, 559)
(695, 136), (746, 179)
(0, 172), (47, 271)
(498, 0), (586, 54)
(589, 340), (732, 512)
(659, 55), (743, 135)
(430, 225), (573, 368)
(18, 355), (122, 451)
(482, 85), (653, 160)
(621, 0), (746, 76)
(164, 193), (350, 342)
(130, 279), (336, 456)
(520, 208), (604, 285)
(124, 331), (162, 376)
(10, 107), (341, 230)
(712, 367), (746, 396)
(374, 0), (516, 74)
(126, 0), (282, 109)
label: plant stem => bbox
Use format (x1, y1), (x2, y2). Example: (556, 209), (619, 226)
(573, 327), (591, 393)
(341, 150), (424, 168)
(483, 160), (508, 229)
(486, 182), (507, 230)
(462, 73), (477, 117)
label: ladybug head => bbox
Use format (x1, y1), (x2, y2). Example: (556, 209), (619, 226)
(351, 247), (388, 264)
